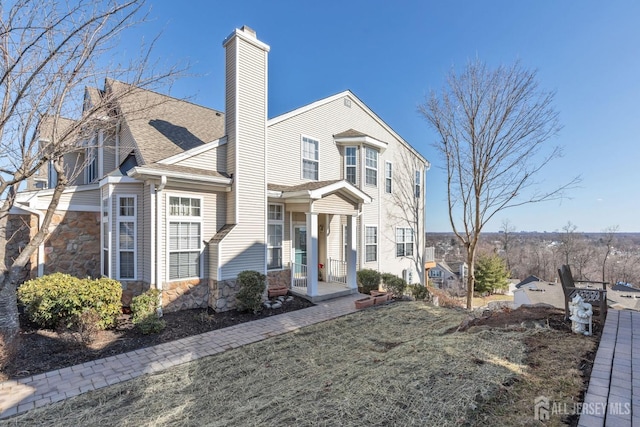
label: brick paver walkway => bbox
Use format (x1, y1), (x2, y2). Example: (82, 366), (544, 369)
(579, 309), (640, 427)
(0, 293), (362, 419)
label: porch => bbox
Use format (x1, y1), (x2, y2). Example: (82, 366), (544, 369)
(289, 257), (359, 302)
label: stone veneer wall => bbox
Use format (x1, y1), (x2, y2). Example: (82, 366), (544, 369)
(120, 281), (151, 306)
(208, 279), (240, 312)
(162, 278), (209, 313)
(267, 269), (291, 289)
(44, 211), (100, 278)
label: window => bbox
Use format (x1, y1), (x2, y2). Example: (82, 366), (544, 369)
(396, 227), (414, 257)
(267, 204), (283, 270)
(168, 196), (202, 280)
(345, 147), (357, 185)
(117, 196), (136, 279)
(365, 226), (377, 262)
(86, 149), (97, 183)
(302, 136), (319, 180)
(429, 269), (442, 278)
(365, 148), (377, 186)
(102, 197), (110, 277)
(415, 170), (421, 198)
(385, 161), (392, 194)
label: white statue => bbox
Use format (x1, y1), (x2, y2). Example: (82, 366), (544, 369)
(569, 294), (593, 336)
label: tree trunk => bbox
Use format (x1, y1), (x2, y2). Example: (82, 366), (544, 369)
(0, 269), (22, 368)
(466, 248), (476, 310)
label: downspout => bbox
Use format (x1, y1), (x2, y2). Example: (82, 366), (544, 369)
(155, 175), (167, 316)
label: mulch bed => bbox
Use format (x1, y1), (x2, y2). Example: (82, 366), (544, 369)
(1, 294), (314, 381)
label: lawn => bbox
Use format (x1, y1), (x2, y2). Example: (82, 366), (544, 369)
(0, 302), (596, 426)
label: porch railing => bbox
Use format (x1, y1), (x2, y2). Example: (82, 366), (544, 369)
(292, 263), (307, 288)
(327, 258), (347, 285)
(425, 246), (436, 263)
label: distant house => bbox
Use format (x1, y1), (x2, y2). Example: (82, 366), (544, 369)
(11, 26), (430, 312)
(513, 280), (565, 309)
(428, 260), (467, 295)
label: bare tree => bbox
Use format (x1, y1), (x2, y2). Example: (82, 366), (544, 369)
(499, 218), (516, 273)
(385, 147), (426, 285)
(419, 59), (579, 309)
(601, 225), (618, 284)
(557, 221), (578, 266)
(0, 0), (182, 367)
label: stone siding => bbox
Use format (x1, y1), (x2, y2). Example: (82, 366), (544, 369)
(120, 280), (151, 306)
(162, 278), (209, 313)
(208, 278), (240, 312)
(267, 269), (291, 289)
(44, 211), (100, 278)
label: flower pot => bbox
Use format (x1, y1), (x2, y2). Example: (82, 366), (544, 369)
(370, 290), (384, 297)
(373, 294), (388, 305)
(355, 297), (374, 309)
(268, 286), (288, 298)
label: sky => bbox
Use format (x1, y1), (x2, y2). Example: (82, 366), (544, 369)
(117, 0), (640, 233)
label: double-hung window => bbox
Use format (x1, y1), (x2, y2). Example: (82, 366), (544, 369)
(365, 226), (377, 262)
(168, 196), (202, 280)
(302, 136), (319, 180)
(365, 148), (378, 186)
(385, 161), (392, 194)
(267, 204), (284, 270)
(396, 227), (414, 257)
(345, 146), (357, 185)
(117, 196), (136, 279)
(415, 170), (421, 198)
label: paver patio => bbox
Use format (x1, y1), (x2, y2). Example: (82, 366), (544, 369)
(0, 293), (362, 419)
(578, 309), (640, 427)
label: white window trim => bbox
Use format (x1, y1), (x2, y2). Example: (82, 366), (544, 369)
(301, 134), (319, 181)
(395, 227), (414, 258)
(385, 161), (392, 194)
(267, 203), (284, 271)
(365, 147), (378, 187)
(166, 194), (203, 282)
(101, 195), (111, 278)
(415, 169), (421, 198)
(345, 146), (357, 185)
(364, 225), (378, 263)
(116, 195), (137, 280)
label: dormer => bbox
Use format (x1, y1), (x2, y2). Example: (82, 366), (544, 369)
(334, 129), (388, 188)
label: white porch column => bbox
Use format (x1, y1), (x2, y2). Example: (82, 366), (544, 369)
(306, 212), (319, 297)
(346, 214), (357, 290)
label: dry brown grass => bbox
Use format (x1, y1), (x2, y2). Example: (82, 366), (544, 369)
(0, 302), (596, 426)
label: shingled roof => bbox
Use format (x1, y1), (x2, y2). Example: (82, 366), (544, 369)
(108, 79), (225, 166)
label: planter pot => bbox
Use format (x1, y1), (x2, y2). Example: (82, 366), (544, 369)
(370, 290), (384, 297)
(373, 293), (389, 305)
(268, 287), (289, 298)
(355, 297), (374, 309)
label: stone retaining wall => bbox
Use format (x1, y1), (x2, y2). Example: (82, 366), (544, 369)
(208, 278), (240, 312)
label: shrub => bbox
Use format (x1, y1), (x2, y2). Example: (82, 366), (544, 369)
(357, 269), (381, 295)
(130, 289), (165, 334)
(382, 274), (407, 298)
(235, 270), (266, 314)
(131, 289), (161, 323)
(408, 284), (430, 301)
(71, 309), (102, 345)
(18, 273), (122, 330)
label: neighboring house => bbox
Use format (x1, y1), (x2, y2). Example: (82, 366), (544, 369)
(12, 26), (430, 312)
(513, 280), (565, 309)
(428, 260), (467, 295)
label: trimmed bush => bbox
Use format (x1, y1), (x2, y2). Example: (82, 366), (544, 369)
(357, 269), (381, 295)
(382, 274), (407, 298)
(408, 284), (430, 301)
(130, 289), (165, 334)
(18, 273), (122, 329)
(235, 270), (266, 314)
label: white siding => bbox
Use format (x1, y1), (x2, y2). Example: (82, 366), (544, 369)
(219, 32), (268, 279)
(175, 144), (227, 173)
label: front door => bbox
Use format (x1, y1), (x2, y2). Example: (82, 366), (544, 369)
(294, 225), (307, 266)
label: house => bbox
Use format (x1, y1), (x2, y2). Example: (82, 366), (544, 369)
(512, 279), (565, 309)
(12, 26), (430, 312)
(428, 260), (467, 295)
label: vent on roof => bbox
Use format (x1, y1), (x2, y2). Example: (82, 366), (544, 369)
(344, 98), (351, 108)
(240, 25), (256, 38)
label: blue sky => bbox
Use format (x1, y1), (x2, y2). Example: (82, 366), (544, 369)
(121, 0), (640, 232)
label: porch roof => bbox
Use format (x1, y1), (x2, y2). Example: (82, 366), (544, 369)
(127, 163), (232, 190)
(267, 179), (372, 204)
